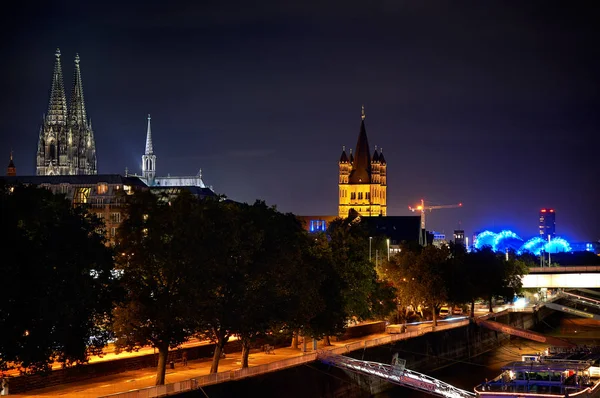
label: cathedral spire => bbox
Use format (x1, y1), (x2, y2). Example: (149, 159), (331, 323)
(145, 114), (154, 155)
(46, 48), (68, 126)
(68, 53), (87, 127)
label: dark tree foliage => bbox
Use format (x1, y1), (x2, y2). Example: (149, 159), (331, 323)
(0, 182), (116, 373)
(326, 217), (396, 323)
(113, 190), (205, 385)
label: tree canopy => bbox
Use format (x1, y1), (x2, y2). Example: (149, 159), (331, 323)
(0, 182), (116, 373)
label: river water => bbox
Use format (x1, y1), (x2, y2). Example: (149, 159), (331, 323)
(376, 317), (600, 397)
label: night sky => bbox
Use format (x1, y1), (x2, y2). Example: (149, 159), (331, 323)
(1, 1), (598, 242)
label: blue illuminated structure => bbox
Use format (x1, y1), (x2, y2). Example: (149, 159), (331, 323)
(474, 230), (573, 255)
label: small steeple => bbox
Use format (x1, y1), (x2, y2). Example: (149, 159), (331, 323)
(142, 114), (156, 184)
(339, 145), (348, 163)
(379, 147), (386, 164)
(372, 145), (379, 162)
(7, 150), (16, 176)
(361, 104), (366, 120)
(349, 148), (354, 164)
(145, 114), (154, 155)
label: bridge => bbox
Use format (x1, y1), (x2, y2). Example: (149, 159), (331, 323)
(318, 351), (475, 398)
(522, 265), (600, 288)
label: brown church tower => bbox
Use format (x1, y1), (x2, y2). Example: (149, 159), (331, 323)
(338, 107), (387, 218)
(7, 151), (16, 176)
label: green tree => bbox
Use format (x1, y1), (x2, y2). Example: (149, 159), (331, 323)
(0, 183), (116, 373)
(326, 217), (395, 324)
(112, 190), (205, 385)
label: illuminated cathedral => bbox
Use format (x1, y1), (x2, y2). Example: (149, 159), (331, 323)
(338, 107), (387, 218)
(36, 49), (97, 176)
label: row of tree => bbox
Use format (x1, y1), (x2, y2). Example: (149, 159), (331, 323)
(0, 184), (394, 385)
(378, 241), (531, 326)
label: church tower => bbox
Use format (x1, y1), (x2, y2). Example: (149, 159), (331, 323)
(7, 151), (16, 176)
(36, 49), (97, 175)
(142, 114), (156, 184)
(68, 53), (97, 175)
(338, 107), (387, 218)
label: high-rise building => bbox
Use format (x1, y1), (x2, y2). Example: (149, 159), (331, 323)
(7, 151), (16, 176)
(539, 208), (556, 239)
(454, 229), (465, 247)
(36, 49), (97, 176)
(338, 106), (387, 218)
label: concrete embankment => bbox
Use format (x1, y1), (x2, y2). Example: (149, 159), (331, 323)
(183, 309), (554, 398)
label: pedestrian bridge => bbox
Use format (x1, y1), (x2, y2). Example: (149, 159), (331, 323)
(318, 351), (475, 397)
(522, 266), (600, 288)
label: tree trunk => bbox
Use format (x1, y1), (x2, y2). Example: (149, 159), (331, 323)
(210, 331), (229, 374)
(241, 337), (251, 368)
(155, 342), (169, 385)
(489, 295), (494, 313)
(323, 335), (331, 346)
(291, 331), (299, 349)
(432, 307), (438, 327)
(470, 300), (475, 318)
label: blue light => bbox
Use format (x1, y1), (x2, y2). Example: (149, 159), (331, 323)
(492, 230), (523, 252)
(544, 237), (572, 254)
(475, 230), (574, 255)
(474, 230), (497, 250)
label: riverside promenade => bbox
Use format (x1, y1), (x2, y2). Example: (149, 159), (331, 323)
(8, 319), (469, 398)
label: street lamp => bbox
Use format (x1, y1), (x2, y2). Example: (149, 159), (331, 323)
(369, 237), (373, 261)
(386, 238), (390, 261)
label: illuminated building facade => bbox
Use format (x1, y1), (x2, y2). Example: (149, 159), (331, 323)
(36, 49), (97, 176)
(338, 107), (387, 218)
(539, 208), (556, 239)
(1, 175), (218, 243)
(2, 175), (146, 241)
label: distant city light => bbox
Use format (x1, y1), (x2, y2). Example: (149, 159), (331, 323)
(473, 230), (573, 255)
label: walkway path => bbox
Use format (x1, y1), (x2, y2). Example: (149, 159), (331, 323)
(8, 321), (453, 398)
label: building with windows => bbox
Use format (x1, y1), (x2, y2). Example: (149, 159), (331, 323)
(2, 175), (146, 240)
(338, 107), (387, 218)
(539, 208), (556, 239)
(453, 229), (465, 247)
(36, 49), (97, 176)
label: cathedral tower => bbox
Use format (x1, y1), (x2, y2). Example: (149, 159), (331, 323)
(142, 114), (156, 184)
(338, 107), (387, 218)
(36, 49), (97, 175)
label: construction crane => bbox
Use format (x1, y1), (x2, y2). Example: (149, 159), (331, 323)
(408, 199), (462, 230)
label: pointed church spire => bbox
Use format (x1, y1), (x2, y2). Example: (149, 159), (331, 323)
(349, 106), (371, 183)
(145, 114), (153, 155)
(46, 48), (68, 125)
(7, 150), (16, 176)
(69, 53), (87, 127)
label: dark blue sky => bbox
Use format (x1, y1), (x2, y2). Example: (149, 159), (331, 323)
(1, 1), (598, 242)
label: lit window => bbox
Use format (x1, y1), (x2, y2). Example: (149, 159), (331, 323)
(74, 187), (91, 204)
(97, 183), (108, 194)
(110, 227), (116, 237)
(110, 213), (121, 223)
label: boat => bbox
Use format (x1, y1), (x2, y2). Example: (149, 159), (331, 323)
(474, 357), (600, 397)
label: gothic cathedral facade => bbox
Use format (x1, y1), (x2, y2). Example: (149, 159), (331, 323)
(36, 49), (97, 176)
(338, 107), (387, 218)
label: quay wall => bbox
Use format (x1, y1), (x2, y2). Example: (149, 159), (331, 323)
(186, 309), (553, 398)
